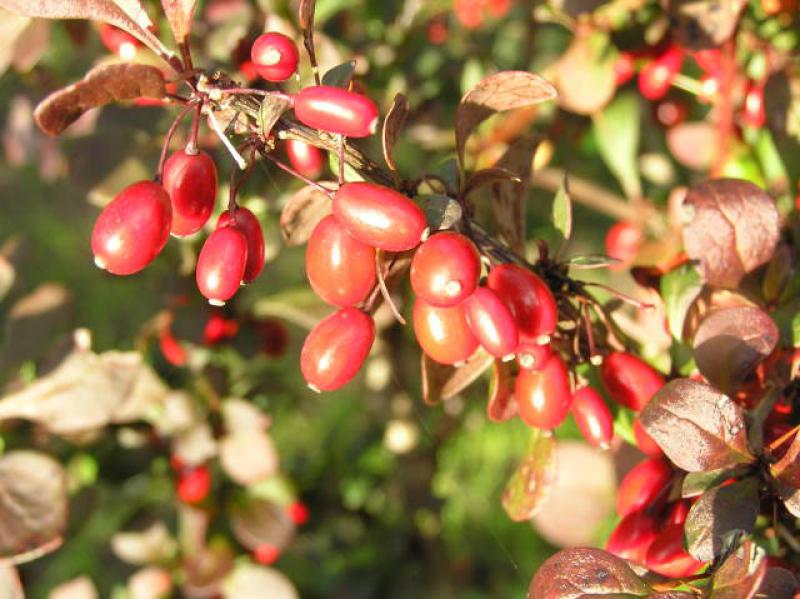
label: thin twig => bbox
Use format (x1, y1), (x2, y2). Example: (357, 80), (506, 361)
(155, 102), (197, 182)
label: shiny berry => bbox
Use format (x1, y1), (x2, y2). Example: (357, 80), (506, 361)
(666, 500), (690, 526)
(515, 351), (572, 430)
(98, 23), (142, 60)
(250, 32), (299, 82)
(253, 543), (281, 565)
(606, 510), (659, 565)
(742, 83), (766, 128)
(570, 386), (614, 450)
(634, 418), (662, 456)
(195, 225), (248, 305)
(162, 150), (218, 237)
(410, 232), (480, 307)
(464, 287), (519, 358)
(159, 328), (188, 367)
(646, 523), (704, 578)
(617, 457), (673, 517)
(294, 86), (380, 138)
(605, 221), (642, 269)
(91, 180), (171, 275)
(177, 466), (211, 504)
(286, 139), (324, 179)
(287, 501), (309, 525)
(487, 264), (558, 343)
(306, 215), (376, 307)
(601, 352), (664, 411)
(516, 343), (553, 371)
(413, 298), (479, 365)
(333, 182), (427, 252)
(217, 207), (265, 283)
(300, 308), (375, 392)
(203, 312), (239, 346)
(638, 45), (683, 101)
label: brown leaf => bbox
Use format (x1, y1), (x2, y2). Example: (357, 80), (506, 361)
(681, 179), (780, 289)
(182, 542), (235, 598)
(455, 71), (556, 167)
(161, 0), (197, 45)
(259, 95), (292, 138)
(770, 431), (800, 492)
(279, 183), (333, 246)
(487, 359), (516, 422)
(420, 348), (494, 405)
(463, 167), (520, 198)
(667, 122), (716, 170)
(35, 63), (166, 136)
(554, 31), (617, 115)
(298, 0), (315, 30)
(298, 0), (317, 82)
(382, 93), (408, 172)
(665, 0), (745, 50)
(222, 564), (299, 599)
(754, 568), (800, 599)
(491, 136), (539, 255)
(0, 451), (68, 561)
(502, 429), (558, 522)
(709, 538), (767, 599)
(229, 499), (295, 553)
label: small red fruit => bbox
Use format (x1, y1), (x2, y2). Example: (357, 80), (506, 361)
(287, 501), (309, 525)
(634, 418), (662, 456)
(159, 328), (188, 367)
(614, 51), (636, 86)
(742, 83), (766, 128)
(454, 0), (483, 28)
(177, 466), (211, 504)
(91, 180), (172, 275)
(203, 312), (239, 345)
(294, 86), (380, 138)
(601, 352), (664, 411)
(306, 215), (376, 307)
(487, 264), (558, 343)
(638, 45), (683, 101)
(666, 500), (690, 526)
(605, 221), (642, 269)
(300, 308), (375, 391)
(286, 139), (324, 179)
(253, 543), (281, 565)
(217, 207), (265, 283)
(570, 387), (614, 450)
(616, 457), (673, 517)
(195, 225), (248, 305)
(605, 510), (659, 565)
(333, 182), (427, 252)
(250, 32), (299, 82)
(413, 298), (479, 365)
(516, 343), (553, 371)
(654, 98), (688, 128)
(515, 351), (572, 430)
(162, 150), (218, 237)
(464, 287), (519, 358)
(646, 523), (705, 578)
(692, 48), (722, 74)
(98, 23), (142, 60)
(410, 232), (480, 307)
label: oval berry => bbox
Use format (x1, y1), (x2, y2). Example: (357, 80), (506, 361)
(515, 352), (572, 430)
(250, 32), (299, 82)
(617, 457), (673, 518)
(333, 182), (427, 252)
(98, 23), (142, 60)
(605, 221), (642, 269)
(294, 86), (379, 138)
(162, 150), (218, 236)
(300, 307), (375, 392)
(413, 298), (479, 365)
(217, 207), (265, 283)
(646, 523), (705, 578)
(306, 214), (376, 306)
(196, 225), (248, 305)
(638, 45), (683, 101)
(516, 343), (553, 371)
(286, 139), (324, 179)
(91, 180), (171, 275)
(177, 466), (211, 504)
(742, 83), (766, 129)
(570, 386), (614, 450)
(605, 510), (659, 565)
(464, 287), (518, 358)
(634, 418), (662, 456)
(411, 232), (480, 307)
(601, 352), (664, 411)
(487, 263), (558, 343)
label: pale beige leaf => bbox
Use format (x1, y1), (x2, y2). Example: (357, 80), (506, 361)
(229, 499), (295, 552)
(48, 577), (97, 599)
(219, 430), (279, 486)
(222, 564), (298, 599)
(111, 522), (177, 566)
(491, 136), (539, 254)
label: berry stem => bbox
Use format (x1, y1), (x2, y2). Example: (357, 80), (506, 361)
(372, 249), (406, 325)
(206, 108), (248, 169)
(185, 101), (202, 155)
(155, 102), (197, 183)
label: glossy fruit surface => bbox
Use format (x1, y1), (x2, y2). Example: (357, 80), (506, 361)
(195, 225), (248, 305)
(162, 150), (218, 236)
(464, 287), (518, 358)
(92, 180), (172, 275)
(638, 45), (683, 101)
(487, 263), (558, 343)
(570, 386), (614, 449)
(286, 139), (324, 179)
(294, 86), (380, 138)
(333, 182), (426, 252)
(605, 221), (642, 269)
(98, 23), (141, 60)
(606, 510), (659, 565)
(413, 298), (479, 365)
(287, 501), (309, 525)
(250, 32), (299, 82)
(300, 308), (375, 391)
(217, 207), (265, 283)
(515, 352), (572, 430)
(177, 466), (211, 504)
(634, 418), (662, 456)
(601, 352), (665, 411)
(617, 457), (673, 517)
(646, 523), (704, 578)
(410, 232), (480, 307)
(306, 215), (376, 306)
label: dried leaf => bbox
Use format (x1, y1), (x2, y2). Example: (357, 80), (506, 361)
(222, 564), (299, 599)
(259, 95), (292, 138)
(161, 0), (197, 45)
(455, 71), (555, 167)
(640, 379), (754, 472)
(667, 122), (717, 170)
(487, 359), (516, 422)
(421, 349), (494, 405)
(298, 0), (317, 83)
(681, 179), (780, 289)
(754, 568), (800, 599)
(382, 93), (408, 172)
(491, 136), (539, 255)
(502, 429), (557, 522)
(182, 541), (235, 598)
(421, 194), (463, 231)
(770, 432), (800, 494)
(35, 63), (166, 136)
(320, 60), (355, 88)
(219, 430), (279, 486)
(710, 538), (767, 599)
(0, 10), (32, 77)
(464, 167), (520, 199)
(229, 499), (295, 553)
(111, 522), (177, 566)
(556, 31), (617, 116)
(279, 183), (333, 246)
(682, 465), (750, 498)
(665, 0), (745, 50)
(567, 254), (620, 269)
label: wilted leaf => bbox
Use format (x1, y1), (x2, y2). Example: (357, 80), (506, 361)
(182, 541), (235, 598)
(298, 0), (317, 83)
(685, 477), (759, 562)
(229, 499), (295, 552)
(592, 92), (641, 198)
(421, 349), (493, 405)
(491, 136), (539, 254)
(421, 194), (463, 231)
(487, 359), (516, 422)
(382, 93), (408, 172)
(0, 451), (68, 560)
(665, 0), (745, 50)
(161, 0), (197, 45)
(640, 378), (753, 472)
(502, 429), (557, 522)
(693, 306), (779, 393)
(464, 167), (520, 200)
(556, 31), (617, 116)
(667, 121), (717, 171)
(660, 262), (703, 340)
(682, 465), (750, 498)
(259, 96), (292, 138)
(770, 432), (800, 515)
(219, 430), (279, 486)
(455, 71), (556, 166)
(35, 63), (166, 136)
(681, 179), (780, 289)
(710, 538), (766, 599)
(528, 547), (650, 599)
(552, 175), (572, 250)
(754, 567), (800, 599)
(279, 183), (333, 246)
(222, 564), (299, 599)
(321, 60), (355, 88)
(111, 522), (177, 566)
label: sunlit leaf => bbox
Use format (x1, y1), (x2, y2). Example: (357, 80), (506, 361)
(502, 429), (557, 522)
(219, 430), (280, 486)
(667, 121), (717, 171)
(555, 31), (617, 116)
(259, 95), (292, 138)
(682, 465), (750, 498)
(161, 0), (197, 45)
(660, 262), (703, 340)
(709, 538), (766, 598)
(487, 359), (515, 422)
(666, 0), (746, 50)
(382, 93), (408, 172)
(551, 175), (572, 250)
(222, 564), (299, 599)
(111, 522), (177, 566)
(421, 194), (463, 231)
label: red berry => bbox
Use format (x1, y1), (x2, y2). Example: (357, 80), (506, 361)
(487, 264), (558, 344)
(654, 98), (688, 128)
(98, 23), (142, 59)
(485, 0), (513, 18)
(692, 48), (722, 74)
(177, 466), (211, 504)
(159, 328), (188, 367)
(294, 86), (380, 138)
(742, 83), (766, 128)
(646, 523), (704, 578)
(605, 221), (642, 269)
(698, 73), (720, 103)
(306, 215), (376, 307)
(196, 225), (248, 305)
(666, 500), (690, 526)
(91, 181), (172, 275)
(516, 343), (553, 371)
(464, 287), (519, 358)
(634, 418), (662, 456)
(413, 298), (479, 365)
(300, 308), (375, 391)
(217, 207), (265, 283)
(600, 352), (664, 411)
(614, 51), (636, 86)
(287, 501), (309, 525)
(605, 510), (659, 565)
(638, 45), (683, 101)
(203, 312), (239, 346)
(250, 32), (299, 82)
(515, 351), (572, 430)
(570, 386), (614, 449)
(239, 59), (259, 82)
(454, 0), (483, 28)
(253, 543), (281, 565)
(410, 232), (480, 307)
(333, 182), (427, 252)
(286, 139), (324, 179)
(616, 457), (673, 517)
(426, 17), (449, 45)
(162, 150), (218, 237)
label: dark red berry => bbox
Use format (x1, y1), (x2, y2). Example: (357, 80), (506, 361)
(570, 386), (614, 450)
(605, 221), (642, 269)
(177, 466), (211, 504)
(91, 180), (172, 275)
(617, 457), (672, 517)
(217, 207), (265, 283)
(646, 523), (704, 578)
(294, 86), (380, 138)
(515, 351), (572, 430)
(634, 418), (662, 456)
(410, 232), (480, 307)
(606, 510), (659, 565)
(286, 139), (324, 179)
(287, 501), (309, 525)
(98, 23), (142, 59)
(601, 352), (664, 411)
(413, 298), (479, 365)
(250, 32), (299, 82)
(464, 287), (519, 358)
(666, 500), (690, 526)
(306, 215), (376, 307)
(638, 45), (683, 101)
(300, 308), (375, 392)
(487, 263), (558, 344)
(162, 150), (218, 237)
(195, 225), (248, 305)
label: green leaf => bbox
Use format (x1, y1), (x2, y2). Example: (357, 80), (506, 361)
(660, 262), (703, 340)
(552, 175), (572, 250)
(592, 92), (641, 198)
(321, 60), (356, 88)
(501, 428), (557, 522)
